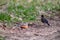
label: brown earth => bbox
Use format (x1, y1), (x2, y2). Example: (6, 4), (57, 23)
(0, 19), (60, 40)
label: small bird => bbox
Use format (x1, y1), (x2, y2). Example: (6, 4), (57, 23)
(41, 15), (50, 26)
(20, 25), (28, 29)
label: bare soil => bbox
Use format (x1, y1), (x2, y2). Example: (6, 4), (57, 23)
(0, 19), (60, 40)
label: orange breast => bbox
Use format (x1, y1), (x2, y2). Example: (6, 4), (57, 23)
(21, 25), (28, 29)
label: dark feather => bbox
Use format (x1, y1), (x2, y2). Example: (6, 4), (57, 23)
(41, 15), (50, 26)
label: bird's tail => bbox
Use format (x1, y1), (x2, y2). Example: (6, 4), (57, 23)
(47, 23), (50, 26)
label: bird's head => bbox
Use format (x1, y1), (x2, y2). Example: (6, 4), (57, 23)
(41, 15), (44, 17)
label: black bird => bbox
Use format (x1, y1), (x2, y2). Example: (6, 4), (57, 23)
(41, 15), (50, 26)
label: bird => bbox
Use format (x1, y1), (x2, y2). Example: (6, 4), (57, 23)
(20, 25), (28, 29)
(41, 15), (50, 26)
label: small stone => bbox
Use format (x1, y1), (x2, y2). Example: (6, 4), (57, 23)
(34, 33), (39, 36)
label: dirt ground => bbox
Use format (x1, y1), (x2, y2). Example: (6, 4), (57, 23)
(0, 19), (60, 40)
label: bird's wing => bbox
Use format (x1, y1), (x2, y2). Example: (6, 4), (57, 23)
(43, 18), (48, 23)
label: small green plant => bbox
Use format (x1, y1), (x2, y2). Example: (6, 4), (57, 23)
(0, 36), (5, 40)
(39, 1), (60, 11)
(7, 0), (37, 22)
(0, 13), (11, 22)
(0, 0), (59, 23)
